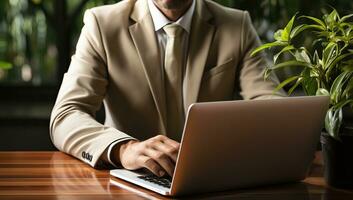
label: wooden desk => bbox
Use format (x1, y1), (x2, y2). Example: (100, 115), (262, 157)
(0, 151), (352, 199)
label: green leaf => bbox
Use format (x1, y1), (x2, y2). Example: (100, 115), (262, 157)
(325, 107), (343, 140)
(274, 29), (284, 41)
(251, 41), (287, 57)
(342, 75), (353, 98)
(301, 68), (318, 96)
(269, 60), (311, 71)
(333, 99), (353, 110)
(283, 14), (297, 41)
(288, 78), (303, 95)
(274, 45), (295, 64)
(301, 16), (326, 29)
(281, 30), (290, 42)
(322, 42), (338, 70)
(294, 48), (311, 63)
(330, 71), (353, 104)
(326, 52), (353, 79)
(316, 88), (330, 96)
(290, 24), (324, 39)
(331, 52), (353, 67)
(0, 61), (12, 70)
(340, 13), (353, 22)
(290, 25), (305, 39)
(305, 24), (326, 31)
(274, 76), (301, 93)
(326, 9), (340, 25)
(303, 78), (319, 96)
(326, 99), (353, 139)
(310, 69), (320, 78)
(313, 51), (321, 65)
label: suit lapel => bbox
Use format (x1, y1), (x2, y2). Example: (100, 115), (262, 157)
(129, 0), (167, 133)
(129, 0), (215, 128)
(184, 0), (215, 113)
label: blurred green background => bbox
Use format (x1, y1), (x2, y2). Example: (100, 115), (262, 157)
(0, 0), (352, 86)
(0, 0), (352, 150)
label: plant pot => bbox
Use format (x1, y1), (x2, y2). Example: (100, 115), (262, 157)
(321, 132), (353, 188)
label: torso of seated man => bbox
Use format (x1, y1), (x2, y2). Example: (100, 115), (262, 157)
(49, 0), (283, 177)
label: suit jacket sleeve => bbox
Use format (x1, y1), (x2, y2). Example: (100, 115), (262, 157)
(49, 9), (135, 168)
(238, 11), (286, 99)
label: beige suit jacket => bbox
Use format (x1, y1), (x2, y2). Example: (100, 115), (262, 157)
(50, 0), (283, 168)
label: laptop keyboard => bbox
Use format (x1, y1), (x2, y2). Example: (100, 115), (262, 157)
(137, 175), (172, 188)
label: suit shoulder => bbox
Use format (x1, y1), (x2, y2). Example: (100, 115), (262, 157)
(86, 0), (135, 27)
(204, 0), (248, 25)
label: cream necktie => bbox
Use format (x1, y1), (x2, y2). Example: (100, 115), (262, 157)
(163, 24), (184, 139)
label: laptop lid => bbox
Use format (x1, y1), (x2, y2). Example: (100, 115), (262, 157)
(170, 96), (329, 196)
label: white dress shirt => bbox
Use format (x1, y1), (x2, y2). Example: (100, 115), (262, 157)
(148, 0), (195, 116)
(148, 0), (195, 78)
(104, 0), (196, 167)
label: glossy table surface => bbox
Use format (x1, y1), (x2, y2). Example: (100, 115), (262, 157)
(0, 151), (352, 200)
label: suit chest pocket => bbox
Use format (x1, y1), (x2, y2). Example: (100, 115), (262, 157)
(202, 58), (235, 80)
(199, 58), (236, 102)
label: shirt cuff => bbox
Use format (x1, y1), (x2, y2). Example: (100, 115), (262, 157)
(106, 137), (137, 168)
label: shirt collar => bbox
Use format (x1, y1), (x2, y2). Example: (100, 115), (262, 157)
(148, 0), (195, 33)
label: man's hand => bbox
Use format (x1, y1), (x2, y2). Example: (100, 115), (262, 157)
(118, 135), (180, 177)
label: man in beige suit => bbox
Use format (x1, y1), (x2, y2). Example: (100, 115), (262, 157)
(50, 0), (283, 177)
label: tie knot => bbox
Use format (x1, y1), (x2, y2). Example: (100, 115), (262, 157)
(163, 24), (184, 38)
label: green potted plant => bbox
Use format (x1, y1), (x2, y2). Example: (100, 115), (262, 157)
(251, 9), (353, 188)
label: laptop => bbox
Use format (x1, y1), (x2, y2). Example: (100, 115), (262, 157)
(110, 96), (329, 196)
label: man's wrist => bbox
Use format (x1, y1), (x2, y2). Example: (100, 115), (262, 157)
(109, 140), (136, 167)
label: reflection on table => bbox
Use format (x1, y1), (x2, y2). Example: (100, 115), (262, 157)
(0, 151), (353, 200)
